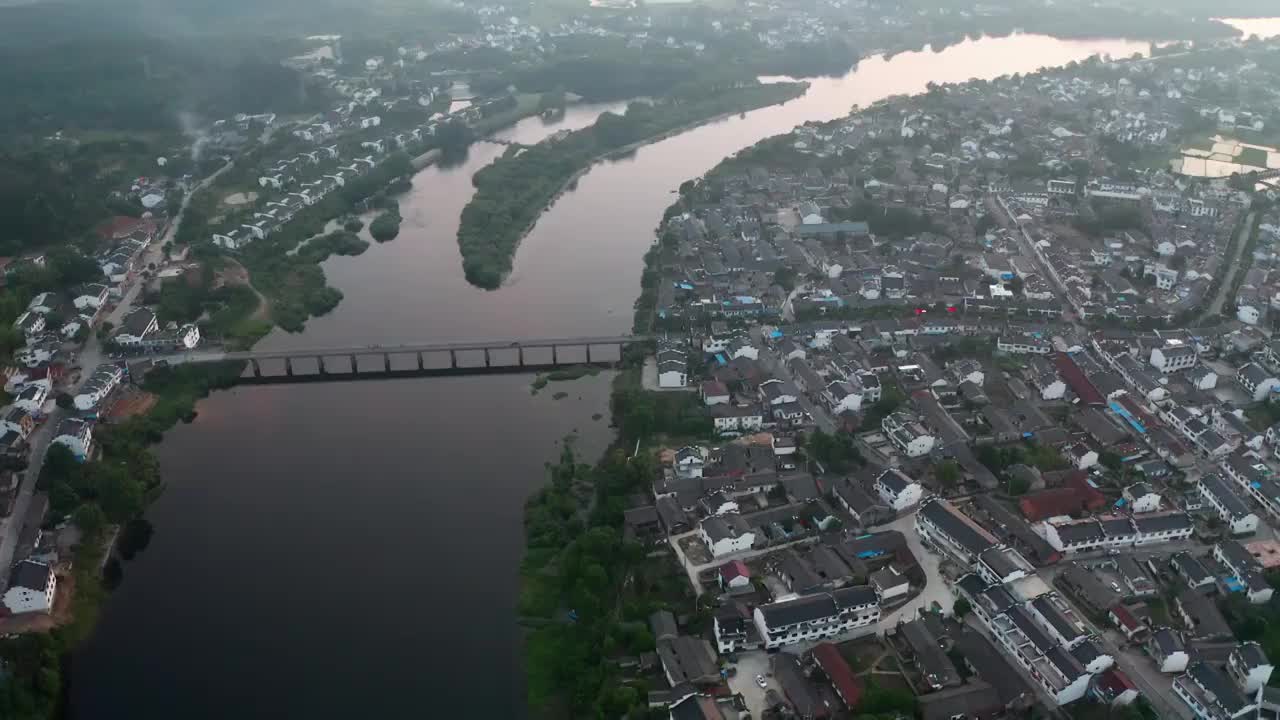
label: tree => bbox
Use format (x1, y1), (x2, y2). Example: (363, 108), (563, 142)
(774, 267), (797, 292)
(935, 460), (960, 487)
(1007, 276), (1024, 295)
(72, 502), (107, 537)
(1099, 450), (1123, 471)
(54, 393), (73, 410)
(953, 597), (972, 618)
(678, 179), (696, 196)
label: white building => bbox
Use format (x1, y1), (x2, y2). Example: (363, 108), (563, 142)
(73, 364), (124, 412)
(882, 412), (935, 457)
(2, 561), (56, 614)
(1237, 362), (1280, 402)
(1229, 642), (1273, 694)
(1198, 473), (1259, 535)
(873, 468), (923, 511)
(698, 515), (755, 558)
(1150, 342), (1196, 374)
(752, 586), (880, 650)
(1122, 483), (1161, 513)
(114, 308), (159, 347)
(51, 418), (94, 460)
(1174, 662), (1255, 720)
(13, 379), (50, 414)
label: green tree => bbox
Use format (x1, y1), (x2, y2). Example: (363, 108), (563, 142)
(1099, 450), (1123, 471)
(953, 597), (972, 618)
(72, 502), (107, 537)
(935, 460), (960, 487)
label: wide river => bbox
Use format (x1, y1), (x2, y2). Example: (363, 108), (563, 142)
(70, 32), (1147, 719)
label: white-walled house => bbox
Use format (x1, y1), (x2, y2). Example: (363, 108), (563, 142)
(13, 379), (50, 414)
(1150, 343), (1196, 374)
(113, 308), (159, 346)
(1198, 473), (1259, 535)
(1228, 642), (1273, 694)
(73, 364), (124, 412)
(2, 561), (55, 614)
(874, 468), (923, 511)
(51, 418), (94, 460)
(699, 515), (755, 558)
(1068, 443), (1099, 471)
(1237, 362), (1280, 402)
(1122, 483), (1161, 514)
(882, 412), (935, 457)
(752, 586), (880, 650)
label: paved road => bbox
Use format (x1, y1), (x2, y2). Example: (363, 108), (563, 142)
(752, 336), (837, 433)
(0, 407), (65, 583)
(1201, 210), (1257, 322)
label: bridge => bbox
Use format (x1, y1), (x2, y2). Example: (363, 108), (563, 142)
(175, 335), (653, 383)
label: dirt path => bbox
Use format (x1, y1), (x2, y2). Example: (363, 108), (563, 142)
(217, 258), (272, 323)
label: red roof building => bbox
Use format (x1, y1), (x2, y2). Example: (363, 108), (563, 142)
(1019, 488), (1088, 521)
(1094, 668), (1139, 705)
(1062, 470), (1107, 511)
(1052, 353), (1104, 406)
(1108, 604), (1146, 640)
(812, 642), (862, 709)
(718, 560), (750, 586)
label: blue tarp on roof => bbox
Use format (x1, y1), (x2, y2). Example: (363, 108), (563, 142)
(715, 353), (727, 366)
(1226, 577), (1246, 593)
(856, 550), (884, 559)
(770, 330), (784, 339)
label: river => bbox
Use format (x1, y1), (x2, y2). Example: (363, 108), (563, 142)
(70, 32), (1149, 719)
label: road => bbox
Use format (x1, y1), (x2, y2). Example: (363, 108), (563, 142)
(0, 407), (64, 585)
(0, 160), (235, 590)
(750, 331), (837, 433)
(1201, 210), (1256, 322)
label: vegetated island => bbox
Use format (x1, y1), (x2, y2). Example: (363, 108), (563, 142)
(455, 79), (808, 289)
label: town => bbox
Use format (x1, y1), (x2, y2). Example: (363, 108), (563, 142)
(613, 37), (1280, 720)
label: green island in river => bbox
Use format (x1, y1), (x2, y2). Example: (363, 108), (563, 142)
(456, 79), (808, 289)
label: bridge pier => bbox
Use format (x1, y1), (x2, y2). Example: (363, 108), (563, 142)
(384, 353), (392, 372)
(317, 356), (326, 374)
(484, 348), (491, 368)
(517, 346), (524, 366)
(284, 357), (293, 376)
(250, 359), (261, 378)
(416, 351), (424, 371)
(349, 354), (358, 374)
(585, 345), (592, 364)
(449, 350), (457, 369)
(551, 346), (558, 365)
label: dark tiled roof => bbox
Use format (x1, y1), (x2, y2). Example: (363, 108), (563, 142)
(7, 560), (50, 592)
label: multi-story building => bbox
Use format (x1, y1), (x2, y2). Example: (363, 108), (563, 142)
(873, 468), (923, 511)
(1198, 473), (1259, 535)
(916, 498), (997, 562)
(752, 586), (879, 650)
(1174, 662), (1255, 720)
(1150, 342), (1197, 374)
(882, 411), (935, 457)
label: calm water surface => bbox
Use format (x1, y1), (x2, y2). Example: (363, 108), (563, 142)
(72, 32), (1148, 719)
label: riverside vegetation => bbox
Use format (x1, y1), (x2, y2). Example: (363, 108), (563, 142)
(456, 79), (807, 289)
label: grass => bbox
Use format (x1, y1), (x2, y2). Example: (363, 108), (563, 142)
(531, 365), (602, 392)
(1238, 145), (1271, 169)
(470, 93), (546, 136)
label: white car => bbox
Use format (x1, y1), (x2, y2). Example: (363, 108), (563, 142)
(755, 674), (768, 689)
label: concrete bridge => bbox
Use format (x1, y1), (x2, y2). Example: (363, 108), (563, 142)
(175, 335), (652, 383)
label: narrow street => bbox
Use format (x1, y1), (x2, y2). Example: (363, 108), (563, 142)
(751, 329), (837, 433)
(1201, 210), (1256, 322)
